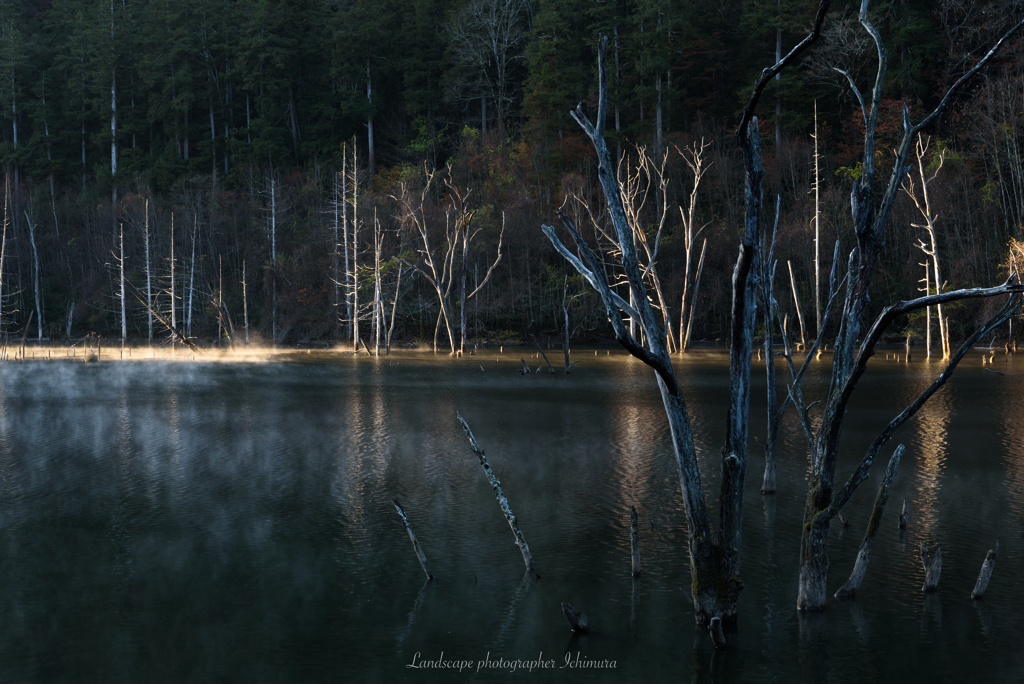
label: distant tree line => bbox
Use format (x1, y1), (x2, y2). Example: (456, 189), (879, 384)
(0, 0), (1020, 347)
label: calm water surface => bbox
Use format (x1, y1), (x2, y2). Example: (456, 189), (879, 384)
(0, 349), (1022, 683)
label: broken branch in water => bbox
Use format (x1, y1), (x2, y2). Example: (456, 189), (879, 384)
(834, 445), (903, 599)
(534, 340), (556, 373)
(456, 411), (539, 578)
(392, 497), (434, 581)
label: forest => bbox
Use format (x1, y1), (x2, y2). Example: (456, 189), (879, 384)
(0, 0), (1022, 349)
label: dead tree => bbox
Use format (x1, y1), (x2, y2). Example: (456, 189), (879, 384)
(541, 3), (831, 626)
(397, 169), (504, 354)
(796, 2), (1024, 612)
(24, 210), (42, 341)
(677, 140), (711, 353)
(903, 134), (951, 358)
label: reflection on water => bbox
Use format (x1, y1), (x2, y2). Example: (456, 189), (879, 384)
(0, 350), (1021, 682)
(908, 364), (953, 540)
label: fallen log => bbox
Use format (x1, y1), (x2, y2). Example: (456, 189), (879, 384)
(392, 497), (434, 581)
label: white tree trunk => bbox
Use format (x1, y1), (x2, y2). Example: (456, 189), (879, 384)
(145, 200), (152, 343)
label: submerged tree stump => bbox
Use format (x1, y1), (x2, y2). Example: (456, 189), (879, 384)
(920, 543), (942, 592)
(561, 602), (590, 633)
(392, 497), (434, 581)
(898, 500), (910, 529)
(971, 538), (999, 600)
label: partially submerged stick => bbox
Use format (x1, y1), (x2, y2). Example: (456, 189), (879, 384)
(834, 445), (903, 599)
(392, 497), (434, 581)
(630, 505), (641, 578)
(920, 543), (942, 592)
(971, 538), (999, 600)
(535, 342), (556, 374)
(457, 411), (539, 578)
(561, 602), (590, 633)
(898, 500), (909, 529)
(519, 358), (531, 375)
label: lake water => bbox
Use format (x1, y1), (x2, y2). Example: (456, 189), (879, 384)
(0, 348), (1021, 683)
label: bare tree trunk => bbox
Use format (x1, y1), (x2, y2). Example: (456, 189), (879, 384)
(387, 263), (402, 354)
(373, 214), (382, 356)
(923, 264), (931, 358)
(25, 212), (42, 341)
(683, 239), (707, 352)
(170, 213), (176, 347)
(759, 207), (780, 494)
(392, 497), (434, 581)
(834, 445), (903, 598)
(1, 182), (8, 333)
(186, 218), (196, 337)
(813, 100), (821, 336)
(119, 222), (125, 345)
(788, 260), (806, 348)
(269, 177), (277, 344)
(145, 200), (152, 343)
(342, 146), (352, 340)
(242, 259), (249, 344)
(352, 142), (360, 351)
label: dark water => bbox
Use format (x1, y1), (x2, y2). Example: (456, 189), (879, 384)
(0, 349), (1022, 683)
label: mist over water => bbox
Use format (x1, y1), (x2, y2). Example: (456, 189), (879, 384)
(0, 350), (1022, 682)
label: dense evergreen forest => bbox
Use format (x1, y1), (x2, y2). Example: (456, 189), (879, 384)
(0, 0), (1022, 349)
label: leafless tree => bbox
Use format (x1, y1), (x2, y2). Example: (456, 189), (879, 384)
(902, 134), (951, 358)
(796, 1), (1024, 612)
(542, 1), (831, 628)
(445, 0), (531, 131)
(397, 167), (504, 354)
